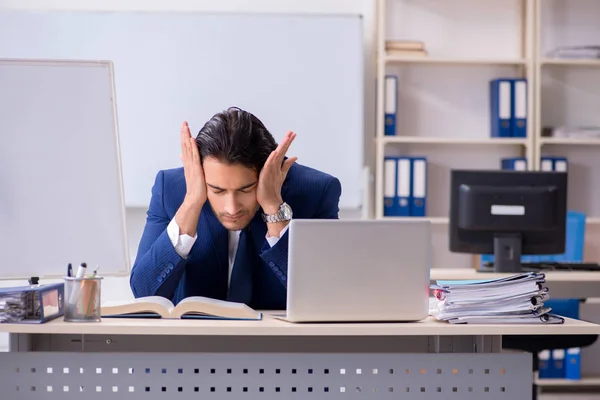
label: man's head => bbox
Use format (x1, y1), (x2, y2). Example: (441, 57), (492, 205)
(196, 107), (277, 230)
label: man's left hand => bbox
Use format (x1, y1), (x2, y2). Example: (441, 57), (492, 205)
(257, 131), (297, 215)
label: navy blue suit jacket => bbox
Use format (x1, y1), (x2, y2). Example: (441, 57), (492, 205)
(129, 162), (341, 310)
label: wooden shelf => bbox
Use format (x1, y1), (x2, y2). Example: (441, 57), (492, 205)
(536, 376), (600, 387)
(541, 58), (600, 67)
(384, 55), (528, 66)
(381, 136), (528, 145)
(540, 137), (600, 146)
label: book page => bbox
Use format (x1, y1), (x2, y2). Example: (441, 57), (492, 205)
(172, 296), (260, 319)
(138, 296), (175, 312)
(178, 296), (245, 309)
(101, 296), (174, 317)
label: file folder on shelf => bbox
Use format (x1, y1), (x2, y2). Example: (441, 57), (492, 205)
(396, 157), (411, 216)
(383, 156), (411, 216)
(501, 157), (527, 171)
(540, 157), (554, 171)
(565, 348), (581, 380)
(540, 156), (568, 172)
(553, 157), (568, 172)
(384, 75), (397, 136)
(383, 156), (396, 216)
(490, 78), (512, 137)
(410, 157), (427, 217)
(511, 78), (527, 138)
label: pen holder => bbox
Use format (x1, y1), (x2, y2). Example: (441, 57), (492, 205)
(63, 276), (103, 322)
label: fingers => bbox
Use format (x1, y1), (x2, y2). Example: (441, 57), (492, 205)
(180, 121), (189, 154)
(181, 121), (198, 168)
(190, 137), (200, 167)
(268, 131), (296, 167)
(262, 148), (276, 170)
(282, 156), (298, 175)
(277, 131), (296, 156)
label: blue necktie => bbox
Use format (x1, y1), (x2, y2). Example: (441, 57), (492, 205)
(226, 227), (253, 304)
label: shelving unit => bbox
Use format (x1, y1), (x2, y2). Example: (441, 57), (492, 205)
(535, 0), (600, 266)
(374, 0), (600, 268)
(374, 0), (535, 269)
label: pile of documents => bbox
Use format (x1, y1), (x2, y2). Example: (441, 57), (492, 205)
(543, 125), (600, 140)
(429, 272), (564, 324)
(547, 45), (600, 59)
(0, 292), (28, 323)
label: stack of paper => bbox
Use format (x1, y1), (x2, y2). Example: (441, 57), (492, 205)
(429, 272), (564, 324)
(0, 293), (27, 323)
(547, 45), (600, 59)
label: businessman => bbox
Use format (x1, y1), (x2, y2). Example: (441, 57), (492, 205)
(130, 107), (342, 310)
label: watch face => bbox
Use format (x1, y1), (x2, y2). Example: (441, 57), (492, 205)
(281, 203), (293, 219)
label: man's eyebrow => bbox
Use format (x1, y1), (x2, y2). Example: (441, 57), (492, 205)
(206, 183), (224, 191)
(237, 181), (258, 190)
(206, 181), (258, 191)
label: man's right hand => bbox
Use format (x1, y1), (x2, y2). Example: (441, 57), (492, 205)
(181, 121), (206, 204)
(174, 121), (206, 236)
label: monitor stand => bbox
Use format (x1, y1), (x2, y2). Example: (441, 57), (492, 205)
(493, 234), (522, 273)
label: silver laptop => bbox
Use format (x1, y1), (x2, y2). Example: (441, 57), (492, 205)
(281, 218), (431, 322)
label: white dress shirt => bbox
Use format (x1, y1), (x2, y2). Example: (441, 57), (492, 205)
(167, 218), (289, 287)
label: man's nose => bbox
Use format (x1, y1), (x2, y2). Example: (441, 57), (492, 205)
(224, 195), (241, 215)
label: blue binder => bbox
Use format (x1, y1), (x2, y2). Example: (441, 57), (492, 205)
(565, 348), (581, 380)
(396, 157), (411, 216)
(0, 282), (64, 323)
(511, 78), (527, 137)
(489, 78), (512, 137)
(500, 157), (527, 171)
(540, 156), (568, 172)
(540, 157), (554, 171)
(538, 350), (552, 379)
(552, 349), (566, 378)
(384, 75), (397, 136)
(410, 157), (427, 217)
(553, 156), (568, 172)
(383, 156), (396, 216)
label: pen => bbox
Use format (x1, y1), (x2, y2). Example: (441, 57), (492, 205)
(67, 263), (72, 278)
(75, 262), (87, 279)
(68, 262), (87, 311)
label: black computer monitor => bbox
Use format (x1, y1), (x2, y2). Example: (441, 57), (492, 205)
(449, 170), (568, 273)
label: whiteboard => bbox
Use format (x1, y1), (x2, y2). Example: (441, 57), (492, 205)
(0, 59), (130, 279)
(0, 10), (364, 209)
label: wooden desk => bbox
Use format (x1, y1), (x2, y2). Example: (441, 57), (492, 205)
(0, 314), (598, 337)
(430, 268), (600, 299)
(0, 315), (598, 400)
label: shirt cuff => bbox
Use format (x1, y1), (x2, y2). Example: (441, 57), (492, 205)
(265, 224), (290, 247)
(167, 218), (197, 259)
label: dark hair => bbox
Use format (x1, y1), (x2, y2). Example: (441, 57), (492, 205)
(195, 107), (277, 172)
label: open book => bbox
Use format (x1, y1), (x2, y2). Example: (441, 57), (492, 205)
(100, 296), (262, 320)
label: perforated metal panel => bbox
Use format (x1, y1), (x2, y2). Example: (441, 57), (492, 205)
(0, 351), (531, 399)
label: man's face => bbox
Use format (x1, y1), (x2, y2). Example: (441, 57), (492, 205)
(203, 157), (259, 231)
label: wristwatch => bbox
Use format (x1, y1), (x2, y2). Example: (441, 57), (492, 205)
(262, 202), (293, 223)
